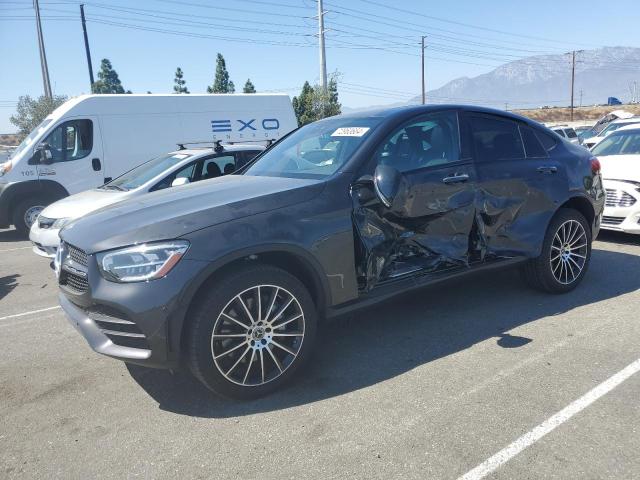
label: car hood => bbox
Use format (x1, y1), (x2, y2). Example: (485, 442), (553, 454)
(60, 174), (324, 253)
(598, 155), (640, 183)
(40, 188), (130, 220)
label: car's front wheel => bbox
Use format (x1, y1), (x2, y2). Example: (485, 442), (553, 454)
(186, 265), (317, 399)
(522, 208), (592, 293)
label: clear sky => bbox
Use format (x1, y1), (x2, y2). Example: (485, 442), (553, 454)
(1, 0), (640, 132)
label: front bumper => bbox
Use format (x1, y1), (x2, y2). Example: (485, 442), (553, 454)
(29, 222), (60, 258)
(57, 246), (210, 369)
(601, 180), (640, 234)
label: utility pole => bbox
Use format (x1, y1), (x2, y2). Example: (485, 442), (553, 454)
(33, 0), (52, 98)
(570, 50), (576, 121)
(421, 36), (427, 104)
(80, 4), (95, 90)
(579, 89), (583, 108)
(317, 0), (327, 92)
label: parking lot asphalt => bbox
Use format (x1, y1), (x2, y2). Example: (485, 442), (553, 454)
(1, 227), (640, 479)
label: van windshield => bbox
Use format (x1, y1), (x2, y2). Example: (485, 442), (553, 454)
(101, 152), (192, 191)
(245, 116), (383, 179)
(10, 118), (53, 159)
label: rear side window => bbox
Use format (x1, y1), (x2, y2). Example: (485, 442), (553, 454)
(553, 129), (565, 138)
(519, 125), (548, 158)
(468, 114), (525, 162)
(202, 154), (236, 178)
(566, 128), (578, 138)
(534, 130), (558, 152)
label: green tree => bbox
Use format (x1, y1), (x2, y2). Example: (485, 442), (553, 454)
(92, 58), (129, 94)
(10, 95), (68, 140)
(292, 74), (341, 126)
(243, 78), (256, 93)
(207, 53), (235, 93)
(173, 67), (189, 94)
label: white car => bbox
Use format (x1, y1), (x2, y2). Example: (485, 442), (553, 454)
(591, 125), (640, 234)
(583, 118), (640, 149)
(551, 126), (581, 145)
(29, 143), (264, 258)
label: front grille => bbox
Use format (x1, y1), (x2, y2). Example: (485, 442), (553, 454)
(38, 216), (55, 229)
(602, 215), (625, 226)
(86, 306), (150, 350)
(605, 189), (637, 208)
(67, 244), (89, 267)
(59, 270), (89, 293)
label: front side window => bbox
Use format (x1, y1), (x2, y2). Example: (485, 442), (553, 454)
(245, 116), (383, 179)
(469, 115), (525, 162)
(41, 119), (93, 162)
(592, 131), (640, 156)
(375, 111), (460, 172)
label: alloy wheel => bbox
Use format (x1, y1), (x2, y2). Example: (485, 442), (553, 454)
(210, 285), (305, 387)
(550, 219), (588, 285)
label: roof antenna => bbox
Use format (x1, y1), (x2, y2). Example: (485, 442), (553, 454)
(176, 143), (185, 150)
(214, 140), (224, 153)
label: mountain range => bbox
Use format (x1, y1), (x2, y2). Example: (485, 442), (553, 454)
(345, 46), (640, 112)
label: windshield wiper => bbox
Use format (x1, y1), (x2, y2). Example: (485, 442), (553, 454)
(100, 184), (127, 191)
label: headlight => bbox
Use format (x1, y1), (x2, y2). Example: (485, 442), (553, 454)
(0, 161), (12, 176)
(52, 217), (72, 229)
(96, 240), (189, 283)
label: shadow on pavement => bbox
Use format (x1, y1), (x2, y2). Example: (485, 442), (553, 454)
(127, 247), (640, 418)
(0, 274), (19, 302)
(597, 230), (640, 246)
(0, 228), (25, 243)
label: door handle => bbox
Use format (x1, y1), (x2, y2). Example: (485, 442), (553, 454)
(92, 158), (102, 171)
(537, 166), (558, 174)
(442, 173), (470, 184)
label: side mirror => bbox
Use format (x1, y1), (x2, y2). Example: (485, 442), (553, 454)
(374, 165), (404, 209)
(171, 177), (190, 187)
(36, 143), (53, 165)
(352, 174), (376, 204)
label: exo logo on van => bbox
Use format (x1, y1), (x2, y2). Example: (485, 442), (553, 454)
(211, 118), (280, 133)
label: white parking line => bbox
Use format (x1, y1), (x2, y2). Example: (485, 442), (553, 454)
(0, 306), (61, 321)
(457, 357), (640, 480)
(0, 246), (31, 253)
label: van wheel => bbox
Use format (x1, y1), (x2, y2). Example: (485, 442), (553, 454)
(187, 265), (318, 399)
(521, 208), (592, 293)
(12, 198), (48, 236)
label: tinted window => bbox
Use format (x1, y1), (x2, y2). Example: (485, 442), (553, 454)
(42, 120), (93, 162)
(565, 128), (578, 138)
(534, 130), (558, 152)
(469, 115), (525, 162)
(202, 154), (236, 178)
(520, 125), (547, 158)
(375, 111), (460, 172)
(553, 129), (566, 138)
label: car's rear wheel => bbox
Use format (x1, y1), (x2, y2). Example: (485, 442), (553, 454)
(187, 265), (317, 399)
(522, 208), (592, 293)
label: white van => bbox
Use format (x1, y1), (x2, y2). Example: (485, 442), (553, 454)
(0, 94), (297, 234)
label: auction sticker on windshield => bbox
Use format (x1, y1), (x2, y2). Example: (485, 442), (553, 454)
(331, 127), (370, 137)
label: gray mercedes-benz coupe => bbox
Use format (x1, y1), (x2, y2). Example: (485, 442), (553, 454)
(56, 105), (605, 399)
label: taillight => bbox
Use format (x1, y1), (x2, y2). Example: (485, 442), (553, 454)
(590, 157), (601, 174)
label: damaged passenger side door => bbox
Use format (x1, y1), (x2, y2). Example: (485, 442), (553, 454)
(352, 110), (478, 290)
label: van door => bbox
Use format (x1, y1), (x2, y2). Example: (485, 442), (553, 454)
(36, 116), (104, 194)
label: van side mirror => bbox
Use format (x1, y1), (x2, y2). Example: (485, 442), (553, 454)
(171, 177), (190, 187)
(374, 165), (404, 209)
(35, 143), (53, 165)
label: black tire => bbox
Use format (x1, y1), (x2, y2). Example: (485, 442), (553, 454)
(186, 264), (318, 399)
(12, 197), (49, 237)
(521, 208), (592, 294)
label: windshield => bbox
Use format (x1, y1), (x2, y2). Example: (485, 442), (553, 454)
(600, 121), (639, 136)
(101, 152), (192, 191)
(592, 131), (640, 156)
(245, 116), (383, 179)
(10, 118), (53, 159)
